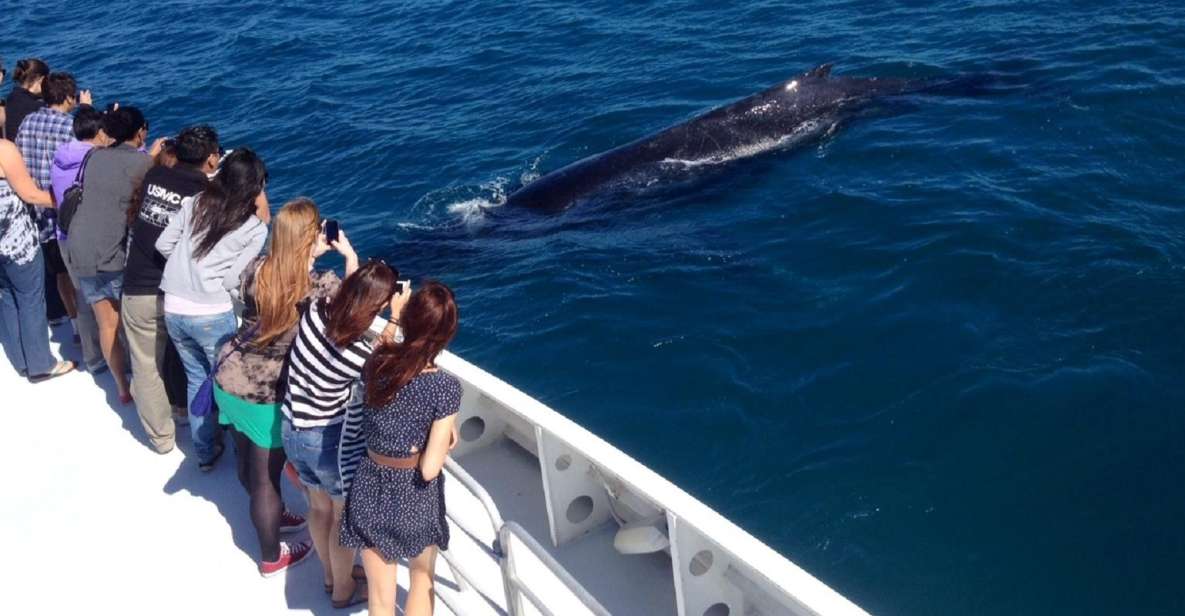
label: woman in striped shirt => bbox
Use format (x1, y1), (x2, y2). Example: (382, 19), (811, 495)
(281, 260), (408, 609)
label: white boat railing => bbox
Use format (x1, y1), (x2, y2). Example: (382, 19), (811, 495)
(442, 457), (611, 616)
(499, 521), (612, 616)
(439, 351), (872, 616)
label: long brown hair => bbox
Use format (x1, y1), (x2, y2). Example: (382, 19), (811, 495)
(253, 197), (321, 346)
(191, 148), (267, 258)
(363, 281), (458, 408)
(323, 260), (397, 348)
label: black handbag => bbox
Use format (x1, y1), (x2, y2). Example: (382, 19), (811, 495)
(58, 148), (95, 234)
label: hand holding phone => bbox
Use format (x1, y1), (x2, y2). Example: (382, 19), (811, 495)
(389, 280), (413, 315)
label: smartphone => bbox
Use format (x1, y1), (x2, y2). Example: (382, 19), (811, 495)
(324, 219), (339, 243)
(396, 280), (410, 294)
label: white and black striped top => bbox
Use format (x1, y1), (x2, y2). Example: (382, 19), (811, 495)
(282, 301), (379, 428)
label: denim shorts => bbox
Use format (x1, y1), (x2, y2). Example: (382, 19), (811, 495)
(282, 418), (345, 500)
(77, 271), (123, 304)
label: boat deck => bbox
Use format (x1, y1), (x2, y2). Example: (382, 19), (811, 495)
(5, 324), (868, 615)
(1, 326), (664, 615)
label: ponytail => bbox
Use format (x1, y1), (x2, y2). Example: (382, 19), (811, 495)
(13, 58), (49, 88)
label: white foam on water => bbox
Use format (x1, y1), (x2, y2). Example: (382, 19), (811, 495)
(445, 178), (509, 225)
(520, 155), (544, 185)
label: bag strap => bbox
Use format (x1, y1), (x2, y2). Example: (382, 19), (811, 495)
(73, 147), (97, 186)
(212, 323), (260, 376)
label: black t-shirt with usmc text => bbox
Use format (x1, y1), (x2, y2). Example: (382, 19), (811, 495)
(122, 164), (207, 295)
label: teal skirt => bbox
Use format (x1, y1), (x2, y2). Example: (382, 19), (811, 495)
(215, 384), (282, 449)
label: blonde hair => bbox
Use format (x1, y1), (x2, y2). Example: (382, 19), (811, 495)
(254, 197), (321, 346)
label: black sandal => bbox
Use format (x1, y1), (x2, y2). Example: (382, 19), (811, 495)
(330, 577), (368, 609)
(324, 565), (366, 594)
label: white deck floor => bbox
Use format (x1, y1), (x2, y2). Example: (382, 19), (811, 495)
(1, 324), (445, 615)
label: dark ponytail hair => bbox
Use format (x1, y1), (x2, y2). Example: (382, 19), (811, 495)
(323, 261), (398, 348)
(363, 281), (458, 408)
(13, 58), (48, 88)
(190, 148), (267, 258)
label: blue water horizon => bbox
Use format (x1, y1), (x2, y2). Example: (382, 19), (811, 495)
(8, 2), (1185, 614)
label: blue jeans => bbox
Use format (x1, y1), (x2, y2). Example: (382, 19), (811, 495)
(164, 310), (237, 463)
(282, 418), (345, 500)
(0, 247), (55, 376)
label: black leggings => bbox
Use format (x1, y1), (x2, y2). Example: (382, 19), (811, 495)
(231, 428), (288, 562)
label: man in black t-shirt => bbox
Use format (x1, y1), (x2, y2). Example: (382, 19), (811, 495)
(121, 125), (220, 454)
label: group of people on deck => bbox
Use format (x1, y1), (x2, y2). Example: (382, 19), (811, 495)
(0, 56), (461, 615)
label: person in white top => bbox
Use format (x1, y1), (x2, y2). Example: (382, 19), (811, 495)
(156, 148), (269, 471)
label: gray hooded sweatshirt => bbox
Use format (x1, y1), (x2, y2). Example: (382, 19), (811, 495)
(156, 194), (267, 306)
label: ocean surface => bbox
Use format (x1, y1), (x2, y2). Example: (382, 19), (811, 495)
(9, 2), (1185, 614)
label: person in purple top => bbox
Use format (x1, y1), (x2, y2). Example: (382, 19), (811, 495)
(49, 106), (107, 205)
(50, 106), (108, 368)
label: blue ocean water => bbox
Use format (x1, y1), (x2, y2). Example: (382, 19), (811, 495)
(9, 1), (1185, 614)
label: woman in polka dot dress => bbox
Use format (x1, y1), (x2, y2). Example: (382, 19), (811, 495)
(339, 281), (461, 616)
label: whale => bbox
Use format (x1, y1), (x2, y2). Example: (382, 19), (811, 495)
(504, 64), (950, 212)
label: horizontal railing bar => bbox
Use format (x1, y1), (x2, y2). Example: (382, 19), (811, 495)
(446, 457), (507, 548)
(499, 521), (612, 616)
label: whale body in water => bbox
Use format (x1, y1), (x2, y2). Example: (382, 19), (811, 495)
(504, 64), (958, 212)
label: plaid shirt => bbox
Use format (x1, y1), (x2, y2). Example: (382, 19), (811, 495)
(15, 107), (74, 243)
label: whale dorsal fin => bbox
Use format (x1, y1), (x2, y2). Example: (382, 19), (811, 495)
(807, 63), (834, 79)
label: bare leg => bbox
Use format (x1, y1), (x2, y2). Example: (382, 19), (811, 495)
(329, 498), (361, 603)
(361, 548), (398, 616)
(405, 545), (438, 616)
(305, 487), (336, 589)
(91, 298), (129, 397)
(57, 273), (77, 319)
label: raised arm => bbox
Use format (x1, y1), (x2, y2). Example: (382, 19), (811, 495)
(0, 141), (52, 206)
(420, 413), (459, 482)
(155, 196), (191, 258)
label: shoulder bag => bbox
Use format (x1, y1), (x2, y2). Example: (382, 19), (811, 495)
(58, 148), (96, 234)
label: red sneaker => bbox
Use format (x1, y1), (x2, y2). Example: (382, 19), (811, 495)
(259, 541), (313, 577)
(279, 508), (307, 533)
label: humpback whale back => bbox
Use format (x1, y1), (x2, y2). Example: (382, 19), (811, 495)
(504, 64), (935, 212)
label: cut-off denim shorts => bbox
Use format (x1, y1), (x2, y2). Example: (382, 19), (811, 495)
(77, 271), (123, 305)
(282, 418), (345, 500)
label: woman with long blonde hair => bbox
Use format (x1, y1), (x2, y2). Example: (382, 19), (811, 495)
(213, 196), (358, 576)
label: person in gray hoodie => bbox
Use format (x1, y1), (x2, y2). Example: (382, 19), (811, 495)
(157, 147), (269, 470)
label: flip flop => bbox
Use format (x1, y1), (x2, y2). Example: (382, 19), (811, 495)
(28, 361), (76, 383)
(324, 565), (367, 594)
(330, 577), (368, 609)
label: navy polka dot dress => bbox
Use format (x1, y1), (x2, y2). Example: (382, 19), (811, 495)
(339, 370), (463, 561)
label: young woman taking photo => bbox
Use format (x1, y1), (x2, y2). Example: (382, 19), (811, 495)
(282, 260), (405, 608)
(213, 197), (359, 576)
(340, 281), (461, 616)
(157, 147), (269, 471)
